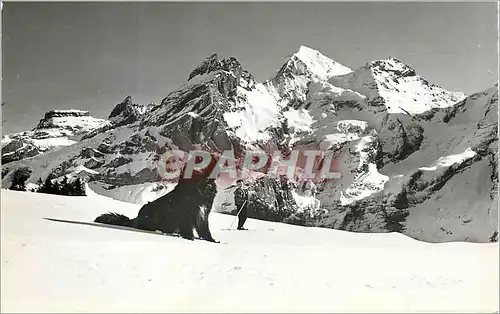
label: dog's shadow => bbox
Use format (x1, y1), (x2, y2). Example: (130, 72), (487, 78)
(43, 217), (183, 239)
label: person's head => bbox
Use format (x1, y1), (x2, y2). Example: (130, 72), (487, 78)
(236, 179), (244, 188)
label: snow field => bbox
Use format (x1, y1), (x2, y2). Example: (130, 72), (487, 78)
(1, 189), (497, 313)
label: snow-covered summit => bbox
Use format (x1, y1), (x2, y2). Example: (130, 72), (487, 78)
(293, 45), (353, 79)
(1, 109), (108, 164)
(34, 109), (106, 133)
(370, 57), (416, 76)
(265, 46), (353, 111)
(274, 45), (352, 81)
(329, 57), (466, 115)
(40, 109), (90, 116)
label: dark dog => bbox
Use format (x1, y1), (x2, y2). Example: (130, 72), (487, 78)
(95, 158), (219, 242)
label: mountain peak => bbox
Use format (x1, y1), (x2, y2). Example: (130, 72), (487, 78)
(284, 45), (352, 79)
(42, 109), (91, 119)
(108, 96), (153, 123)
(188, 53), (220, 81)
(109, 96), (135, 119)
(188, 53), (250, 81)
(368, 58), (417, 78)
(295, 45), (321, 57)
(35, 109), (93, 130)
(187, 53), (256, 90)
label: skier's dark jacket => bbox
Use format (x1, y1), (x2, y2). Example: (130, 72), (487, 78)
(234, 187), (248, 207)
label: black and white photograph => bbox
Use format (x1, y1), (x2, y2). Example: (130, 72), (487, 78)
(1, 1), (498, 312)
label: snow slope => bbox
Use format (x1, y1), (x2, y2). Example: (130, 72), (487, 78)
(1, 189), (498, 313)
(329, 58), (465, 115)
(88, 181), (176, 205)
(418, 147), (477, 171)
(293, 45), (353, 79)
(223, 84), (283, 143)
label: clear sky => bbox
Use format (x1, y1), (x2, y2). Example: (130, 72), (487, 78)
(2, 2), (498, 134)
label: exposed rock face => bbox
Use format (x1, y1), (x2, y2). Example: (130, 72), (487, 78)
(83, 97), (154, 140)
(1, 141), (40, 164)
(108, 96), (153, 124)
(244, 176), (299, 222)
(36, 109), (94, 130)
(1, 47), (496, 243)
(216, 175), (299, 223)
(316, 192), (410, 234)
(378, 114), (424, 164)
(84, 157), (104, 169)
(188, 53), (256, 89)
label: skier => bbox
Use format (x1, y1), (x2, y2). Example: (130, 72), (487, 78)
(234, 179), (249, 230)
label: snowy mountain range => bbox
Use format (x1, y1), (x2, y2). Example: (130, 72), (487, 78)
(2, 45), (497, 243)
(1, 109), (108, 164)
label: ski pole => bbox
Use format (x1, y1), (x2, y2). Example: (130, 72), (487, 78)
(229, 199), (247, 230)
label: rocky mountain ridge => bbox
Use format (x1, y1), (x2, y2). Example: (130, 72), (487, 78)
(1, 46), (497, 243)
(1, 109), (107, 164)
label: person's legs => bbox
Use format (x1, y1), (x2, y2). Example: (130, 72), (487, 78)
(235, 202), (244, 229)
(237, 205), (248, 230)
